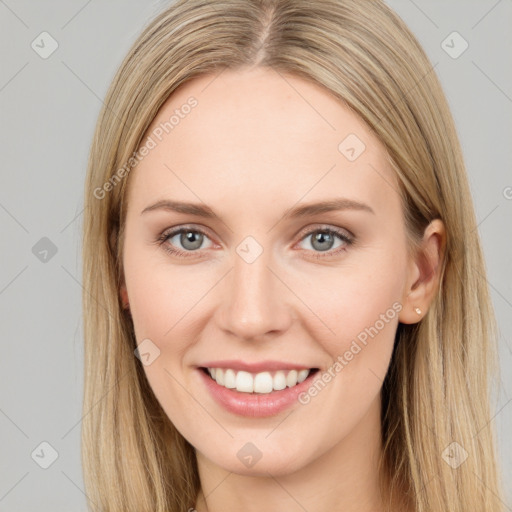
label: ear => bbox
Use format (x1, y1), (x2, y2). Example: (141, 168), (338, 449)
(120, 282), (130, 310)
(399, 219), (445, 324)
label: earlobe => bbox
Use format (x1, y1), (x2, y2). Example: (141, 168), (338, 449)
(120, 283), (130, 310)
(399, 219), (445, 324)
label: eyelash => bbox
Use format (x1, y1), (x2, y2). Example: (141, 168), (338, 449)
(155, 225), (354, 260)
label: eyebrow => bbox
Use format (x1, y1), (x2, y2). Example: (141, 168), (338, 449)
(141, 197), (375, 218)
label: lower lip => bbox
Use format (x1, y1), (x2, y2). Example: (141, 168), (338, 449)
(197, 368), (319, 417)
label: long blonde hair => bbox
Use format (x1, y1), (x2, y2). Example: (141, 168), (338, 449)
(82, 1), (503, 510)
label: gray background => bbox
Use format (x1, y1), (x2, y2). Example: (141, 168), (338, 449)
(0, 0), (511, 510)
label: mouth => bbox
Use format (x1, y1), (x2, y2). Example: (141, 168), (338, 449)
(200, 367), (320, 394)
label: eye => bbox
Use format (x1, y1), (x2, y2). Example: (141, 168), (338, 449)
(156, 224), (354, 260)
(296, 226), (354, 259)
(157, 226), (214, 258)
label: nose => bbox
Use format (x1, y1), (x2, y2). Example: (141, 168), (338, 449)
(215, 243), (293, 342)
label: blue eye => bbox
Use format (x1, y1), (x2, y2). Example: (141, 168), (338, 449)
(156, 225), (354, 259)
(157, 227), (213, 258)
(298, 227), (353, 258)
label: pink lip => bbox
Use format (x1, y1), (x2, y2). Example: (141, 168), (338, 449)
(198, 359), (316, 373)
(197, 367), (319, 417)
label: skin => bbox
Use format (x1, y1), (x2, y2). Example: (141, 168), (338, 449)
(120, 66), (445, 512)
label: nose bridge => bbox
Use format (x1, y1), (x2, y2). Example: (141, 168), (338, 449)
(218, 237), (291, 340)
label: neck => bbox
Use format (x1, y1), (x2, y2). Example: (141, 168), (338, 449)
(194, 393), (399, 512)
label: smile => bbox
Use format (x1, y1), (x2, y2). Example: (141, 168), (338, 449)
(196, 358), (323, 417)
(204, 367), (318, 394)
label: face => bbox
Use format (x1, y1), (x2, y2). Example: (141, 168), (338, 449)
(120, 66), (417, 476)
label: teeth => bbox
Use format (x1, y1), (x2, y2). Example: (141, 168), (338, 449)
(273, 371), (287, 390)
(224, 369), (236, 389)
(286, 370), (297, 387)
(207, 367), (312, 394)
(297, 369), (309, 383)
(254, 372), (273, 393)
(236, 371), (254, 392)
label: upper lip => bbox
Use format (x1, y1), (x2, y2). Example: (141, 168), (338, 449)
(198, 360), (318, 373)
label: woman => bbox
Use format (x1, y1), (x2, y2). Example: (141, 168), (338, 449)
(82, 0), (504, 510)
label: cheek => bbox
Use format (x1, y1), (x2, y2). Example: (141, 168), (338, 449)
(288, 296), (400, 456)
(306, 252), (404, 351)
(124, 258), (205, 435)
(295, 250), (404, 410)
(123, 240), (202, 346)
(324, 280), (402, 360)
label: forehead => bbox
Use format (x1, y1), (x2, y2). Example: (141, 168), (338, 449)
(127, 67), (400, 221)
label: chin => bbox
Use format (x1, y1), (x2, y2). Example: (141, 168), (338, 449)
(201, 442), (311, 477)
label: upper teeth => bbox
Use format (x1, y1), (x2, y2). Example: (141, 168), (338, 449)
(208, 368), (311, 394)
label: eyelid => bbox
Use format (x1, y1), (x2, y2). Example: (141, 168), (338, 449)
(293, 223), (354, 243)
